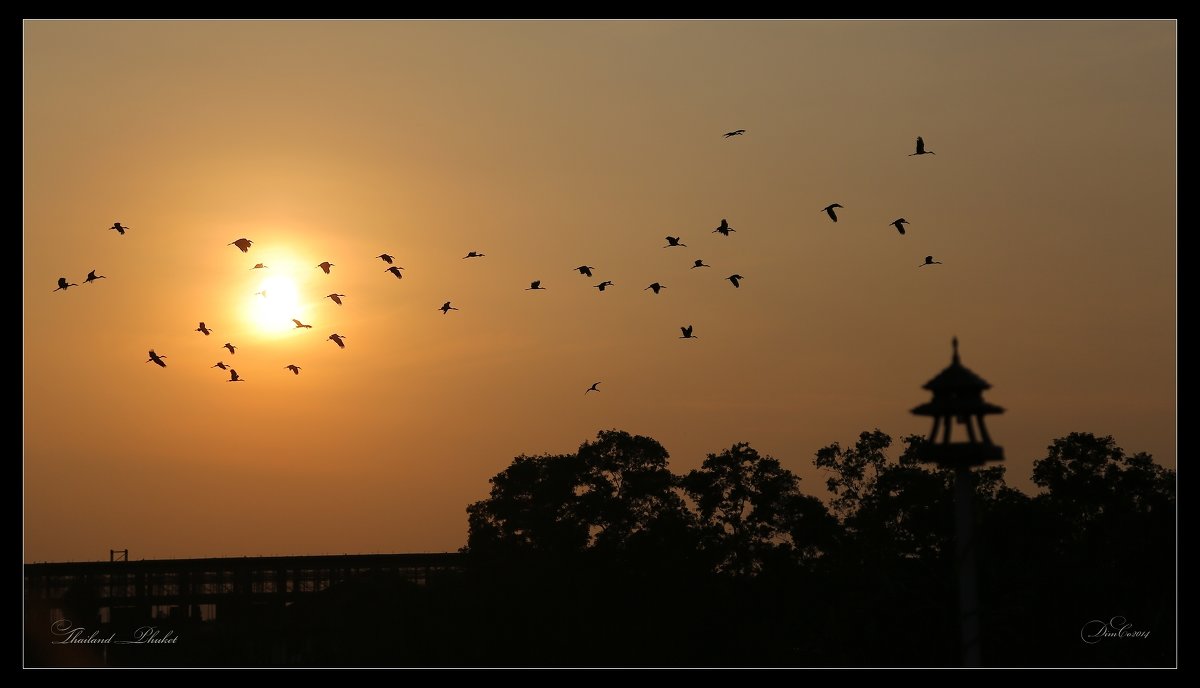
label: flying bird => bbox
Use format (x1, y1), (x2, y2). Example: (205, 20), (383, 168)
(526, 280), (545, 290)
(679, 325), (698, 339)
(83, 269), (106, 284)
(196, 322), (212, 336)
(146, 349), (168, 367)
(726, 274), (744, 288)
(713, 219), (735, 236)
(377, 253), (395, 264)
(822, 203), (843, 222)
(385, 266), (404, 279)
(723, 129), (746, 138)
(328, 333), (347, 348)
(889, 218), (909, 235)
(292, 319), (313, 329)
(574, 265), (595, 277)
(228, 238), (253, 253)
(585, 382), (601, 394)
(645, 282), (666, 294)
(109, 222), (129, 235)
(326, 293), (346, 305)
(212, 361), (228, 370)
(285, 365), (302, 375)
(250, 263), (268, 270)
(691, 259), (711, 269)
(254, 290), (268, 298)
(595, 281), (614, 292)
(664, 236), (687, 248)
(920, 255), (943, 267)
(223, 342), (237, 355)
(228, 369), (244, 382)
(438, 301), (459, 314)
(53, 277), (77, 292)
(317, 261), (335, 274)
(909, 136), (936, 156)
(463, 251), (485, 259)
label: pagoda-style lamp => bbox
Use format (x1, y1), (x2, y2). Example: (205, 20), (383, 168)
(911, 337), (1004, 667)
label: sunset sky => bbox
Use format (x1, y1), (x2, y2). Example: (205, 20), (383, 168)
(23, 20), (1176, 563)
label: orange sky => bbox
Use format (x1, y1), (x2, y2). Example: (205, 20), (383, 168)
(23, 20), (1176, 562)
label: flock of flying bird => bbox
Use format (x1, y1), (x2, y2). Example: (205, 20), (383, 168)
(55, 133), (943, 392)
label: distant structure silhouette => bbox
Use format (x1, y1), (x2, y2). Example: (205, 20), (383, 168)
(692, 259), (711, 269)
(645, 282), (666, 294)
(83, 269), (106, 284)
(109, 222), (129, 235)
(822, 203), (843, 222)
(326, 293), (346, 305)
(664, 236), (687, 248)
(726, 274), (744, 288)
(146, 349), (167, 367)
(723, 129), (746, 138)
(228, 238), (253, 253)
(328, 333), (347, 348)
(212, 361), (228, 370)
(317, 261), (335, 274)
(228, 369), (244, 382)
(890, 218), (909, 235)
(595, 281), (614, 292)
(909, 136), (936, 156)
(680, 325), (698, 339)
(292, 319), (313, 329)
(53, 277), (77, 292)
(526, 280), (545, 290)
(196, 322), (212, 336)
(438, 301), (458, 314)
(285, 364), (302, 375)
(250, 263), (268, 270)
(223, 342), (237, 355)
(575, 265), (595, 277)
(585, 382), (601, 394)
(463, 251), (485, 259)
(921, 255), (943, 267)
(377, 253), (395, 264)
(385, 266), (404, 280)
(713, 219), (735, 236)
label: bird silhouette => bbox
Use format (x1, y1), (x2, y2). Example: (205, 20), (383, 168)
(595, 281), (614, 292)
(254, 290), (268, 298)
(250, 263), (268, 270)
(109, 222), (129, 235)
(228, 238), (253, 253)
(645, 282), (666, 294)
(285, 364), (302, 375)
(326, 293), (346, 305)
(585, 382), (601, 394)
(53, 277), (77, 292)
(664, 236), (687, 248)
(317, 261), (335, 274)
(889, 218), (909, 235)
(726, 274), (744, 288)
(385, 266), (404, 280)
(438, 301), (458, 314)
(822, 203), (843, 222)
(526, 280), (545, 290)
(212, 361), (228, 370)
(223, 342), (237, 355)
(83, 269), (106, 284)
(196, 322), (212, 336)
(680, 325), (698, 339)
(920, 255), (943, 267)
(909, 136), (935, 156)
(575, 265), (595, 277)
(292, 319), (313, 329)
(328, 333), (347, 348)
(377, 254), (395, 264)
(713, 219), (736, 236)
(723, 129), (746, 138)
(228, 369), (244, 382)
(691, 259), (711, 269)
(463, 251), (485, 259)
(146, 349), (167, 367)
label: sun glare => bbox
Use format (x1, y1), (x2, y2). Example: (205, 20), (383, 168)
(250, 275), (303, 335)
